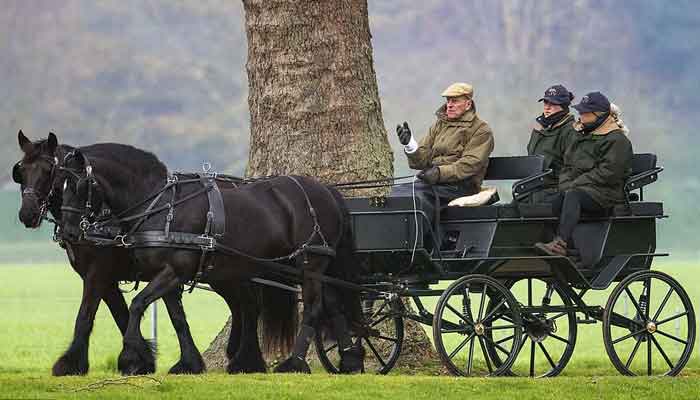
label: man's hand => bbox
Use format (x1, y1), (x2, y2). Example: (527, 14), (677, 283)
(417, 166), (440, 185)
(396, 121), (412, 145)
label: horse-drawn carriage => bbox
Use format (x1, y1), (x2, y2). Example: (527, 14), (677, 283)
(316, 154), (696, 377)
(13, 132), (695, 377)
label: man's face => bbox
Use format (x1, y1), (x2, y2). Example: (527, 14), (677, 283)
(579, 111), (598, 124)
(542, 101), (563, 118)
(445, 96), (471, 119)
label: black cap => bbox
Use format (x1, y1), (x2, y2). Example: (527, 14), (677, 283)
(538, 84), (574, 105)
(572, 91), (611, 113)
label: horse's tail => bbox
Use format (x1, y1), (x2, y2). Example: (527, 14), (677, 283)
(260, 284), (298, 356)
(326, 186), (363, 331)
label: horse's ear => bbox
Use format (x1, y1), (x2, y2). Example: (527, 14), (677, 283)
(18, 130), (32, 153)
(71, 149), (85, 167)
(47, 132), (58, 154)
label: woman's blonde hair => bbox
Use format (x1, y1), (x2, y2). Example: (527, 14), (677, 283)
(610, 103), (629, 135)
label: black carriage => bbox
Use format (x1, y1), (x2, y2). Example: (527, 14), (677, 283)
(316, 154), (696, 377)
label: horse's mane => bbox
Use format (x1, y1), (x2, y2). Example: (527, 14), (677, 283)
(79, 143), (168, 179)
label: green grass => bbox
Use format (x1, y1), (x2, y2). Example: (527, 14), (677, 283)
(0, 262), (699, 399)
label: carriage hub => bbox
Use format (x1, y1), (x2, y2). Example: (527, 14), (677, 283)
(474, 323), (486, 336)
(646, 321), (657, 334)
(526, 317), (555, 343)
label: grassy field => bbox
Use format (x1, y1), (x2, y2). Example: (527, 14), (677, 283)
(0, 261), (698, 399)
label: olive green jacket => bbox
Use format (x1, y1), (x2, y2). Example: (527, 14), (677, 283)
(527, 113), (577, 189)
(559, 116), (633, 208)
(407, 106), (494, 188)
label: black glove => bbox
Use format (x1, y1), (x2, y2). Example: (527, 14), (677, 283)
(396, 121), (412, 145)
(417, 166), (440, 185)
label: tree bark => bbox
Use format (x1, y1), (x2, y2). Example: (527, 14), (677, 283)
(204, 0), (437, 372)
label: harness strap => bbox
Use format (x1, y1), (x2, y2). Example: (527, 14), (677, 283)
(202, 176), (226, 237)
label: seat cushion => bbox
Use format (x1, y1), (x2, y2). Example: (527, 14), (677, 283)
(612, 202), (663, 217)
(443, 205), (500, 220)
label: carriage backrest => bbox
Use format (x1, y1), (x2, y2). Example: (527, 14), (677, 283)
(484, 155), (546, 180)
(631, 153), (657, 175)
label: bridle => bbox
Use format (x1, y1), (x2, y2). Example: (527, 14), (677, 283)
(59, 150), (109, 234)
(14, 155), (61, 227)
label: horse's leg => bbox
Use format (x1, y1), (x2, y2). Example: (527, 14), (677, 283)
(162, 287), (205, 374)
(118, 265), (180, 375)
(274, 257), (328, 374)
(226, 304), (242, 371)
(52, 272), (102, 376)
(101, 283), (129, 335)
(234, 286), (267, 373)
(324, 287), (365, 373)
(220, 287), (266, 373)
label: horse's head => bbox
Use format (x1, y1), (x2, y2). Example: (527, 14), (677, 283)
(14, 130), (61, 228)
(60, 149), (107, 233)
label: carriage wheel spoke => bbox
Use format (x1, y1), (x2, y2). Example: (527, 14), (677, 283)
(644, 278), (652, 320)
(647, 334), (653, 375)
(477, 284), (488, 321)
(529, 340), (536, 377)
(651, 287), (674, 322)
(624, 288), (646, 320)
(649, 334), (675, 370)
(625, 336), (643, 369)
(549, 312), (568, 321)
(376, 335), (399, 343)
(324, 343), (338, 353)
(527, 278), (533, 307)
(448, 333), (474, 360)
(466, 333), (476, 375)
(538, 342), (557, 370)
(478, 336), (494, 373)
(485, 324), (518, 331)
(483, 334), (513, 357)
(446, 303), (474, 326)
(655, 329), (688, 345)
(612, 328), (647, 345)
(368, 301), (388, 321)
(441, 328), (470, 334)
(549, 333), (571, 345)
(365, 339), (386, 368)
(495, 334), (515, 346)
(481, 298), (507, 323)
(656, 311), (688, 326)
(370, 314), (391, 328)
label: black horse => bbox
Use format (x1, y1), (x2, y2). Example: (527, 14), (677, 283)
(14, 130), (147, 375)
(54, 137), (364, 374)
(14, 131), (295, 375)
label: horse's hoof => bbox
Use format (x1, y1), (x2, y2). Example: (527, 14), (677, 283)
(226, 361), (267, 374)
(339, 345), (365, 374)
(52, 354), (88, 376)
(169, 358), (206, 375)
(118, 347), (155, 376)
(273, 357), (311, 374)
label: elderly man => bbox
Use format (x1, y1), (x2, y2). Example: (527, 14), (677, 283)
(393, 82), (495, 249)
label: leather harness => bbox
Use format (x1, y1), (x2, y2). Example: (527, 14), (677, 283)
(54, 153), (358, 293)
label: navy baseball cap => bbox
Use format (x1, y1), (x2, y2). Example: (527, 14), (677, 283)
(538, 85), (574, 105)
(573, 92), (611, 113)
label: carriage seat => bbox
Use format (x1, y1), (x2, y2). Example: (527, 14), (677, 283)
(442, 153), (664, 221)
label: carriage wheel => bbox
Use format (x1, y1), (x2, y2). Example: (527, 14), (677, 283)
(602, 270), (696, 376)
(432, 275), (523, 376)
(484, 278), (577, 377)
(315, 297), (404, 375)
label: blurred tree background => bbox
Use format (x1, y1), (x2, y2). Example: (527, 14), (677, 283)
(2, 0), (699, 261)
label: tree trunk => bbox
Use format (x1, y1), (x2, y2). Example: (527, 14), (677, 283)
(204, 0), (437, 372)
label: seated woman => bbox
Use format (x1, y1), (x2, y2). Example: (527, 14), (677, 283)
(393, 82), (494, 246)
(527, 84), (577, 203)
(535, 92), (632, 257)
